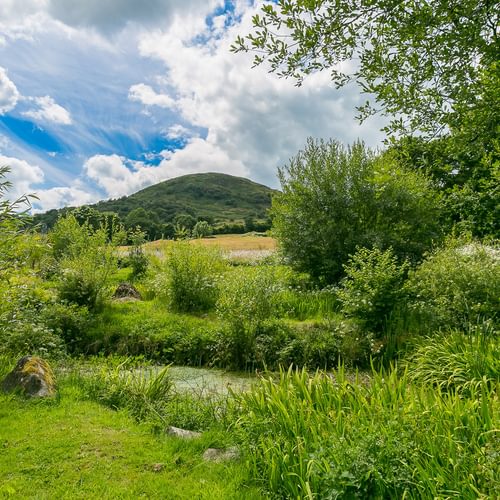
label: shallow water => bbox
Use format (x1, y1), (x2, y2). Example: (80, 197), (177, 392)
(168, 366), (256, 395)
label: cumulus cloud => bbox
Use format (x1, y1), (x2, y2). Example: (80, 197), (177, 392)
(32, 186), (98, 212)
(23, 95), (72, 125)
(0, 66), (20, 114)
(47, 0), (223, 34)
(128, 84), (175, 109)
(83, 140), (247, 198)
(0, 154), (44, 201)
(136, 2), (383, 187)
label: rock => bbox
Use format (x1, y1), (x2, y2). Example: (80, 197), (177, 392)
(203, 446), (240, 462)
(151, 463), (165, 472)
(112, 282), (142, 300)
(1, 356), (56, 398)
(166, 426), (202, 439)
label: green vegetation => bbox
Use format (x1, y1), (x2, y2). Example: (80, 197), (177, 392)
(33, 172), (274, 239)
(1, 4), (499, 493)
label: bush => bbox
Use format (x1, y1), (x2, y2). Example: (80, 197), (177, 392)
(406, 238), (499, 330)
(216, 267), (283, 368)
(0, 283), (65, 357)
(52, 215), (118, 310)
(272, 138), (441, 283)
(157, 242), (227, 313)
(338, 247), (409, 333)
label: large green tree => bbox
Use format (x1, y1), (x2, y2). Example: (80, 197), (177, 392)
(272, 139), (442, 283)
(233, 0), (499, 137)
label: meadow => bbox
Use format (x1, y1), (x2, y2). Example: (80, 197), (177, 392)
(1, 214), (498, 499)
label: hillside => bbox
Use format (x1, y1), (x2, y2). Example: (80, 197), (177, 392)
(34, 173), (275, 233)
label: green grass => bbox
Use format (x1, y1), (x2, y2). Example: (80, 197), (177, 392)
(84, 300), (221, 365)
(235, 366), (500, 499)
(0, 385), (261, 499)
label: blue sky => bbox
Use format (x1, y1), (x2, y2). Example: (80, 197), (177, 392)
(0, 0), (383, 212)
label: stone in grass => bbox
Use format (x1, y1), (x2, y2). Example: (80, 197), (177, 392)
(1, 356), (56, 398)
(112, 282), (142, 301)
(203, 447), (240, 463)
(166, 426), (202, 439)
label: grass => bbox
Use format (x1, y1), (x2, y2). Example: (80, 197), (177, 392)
(235, 366), (500, 499)
(0, 375), (262, 499)
(144, 234), (276, 253)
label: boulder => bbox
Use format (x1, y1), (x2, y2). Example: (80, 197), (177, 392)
(112, 282), (142, 300)
(1, 356), (56, 398)
(166, 426), (201, 439)
(203, 447), (240, 462)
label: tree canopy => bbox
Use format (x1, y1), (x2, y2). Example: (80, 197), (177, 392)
(233, 0), (499, 137)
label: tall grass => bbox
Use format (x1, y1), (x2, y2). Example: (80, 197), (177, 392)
(406, 322), (499, 394)
(234, 367), (499, 499)
(71, 357), (172, 422)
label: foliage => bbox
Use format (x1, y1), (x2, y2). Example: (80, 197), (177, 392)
(232, 0), (499, 138)
(406, 238), (500, 330)
(51, 214), (118, 310)
(272, 139), (441, 283)
(75, 358), (172, 422)
(216, 267), (283, 368)
(0, 166), (36, 278)
(192, 220), (213, 238)
(235, 367), (499, 499)
(406, 326), (500, 395)
(0, 282), (66, 357)
(151, 242), (227, 313)
(338, 247), (409, 333)
(126, 227), (149, 279)
(34, 172), (274, 238)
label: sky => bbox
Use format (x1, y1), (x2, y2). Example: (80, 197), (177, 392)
(0, 0), (384, 212)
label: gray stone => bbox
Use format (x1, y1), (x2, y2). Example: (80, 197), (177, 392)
(203, 446), (240, 462)
(166, 426), (202, 439)
(113, 282), (142, 300)
(1, 356), (56, 398)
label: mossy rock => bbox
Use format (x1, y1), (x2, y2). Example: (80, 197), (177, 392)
(1, 356), (56, 398)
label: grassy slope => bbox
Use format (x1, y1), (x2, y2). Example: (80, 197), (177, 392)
(0, 387), (261, 499)
(35, 173), (275, 228)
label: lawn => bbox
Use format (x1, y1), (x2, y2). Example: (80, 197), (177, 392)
(0, 385), (261, 499)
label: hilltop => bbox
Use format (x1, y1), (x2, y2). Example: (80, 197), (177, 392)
(34, 173), (275, 235)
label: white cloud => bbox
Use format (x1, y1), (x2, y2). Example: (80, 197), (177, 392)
(32, 186), (98, 212)
(47, 0), (223, 34)
(23, 95), (72, 125)
(165, 124), (196, 140)
(0, 154), (44, 201)
(0, 66), (19, 114)
(135, 2), (383, 187)
(83, 140), (247, 198)
(128, 83), (175, 109)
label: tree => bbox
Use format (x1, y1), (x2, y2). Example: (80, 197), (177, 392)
(271, 139), (442, 283)
(0, 166), (35, 278)
(232, 0), (499, 137)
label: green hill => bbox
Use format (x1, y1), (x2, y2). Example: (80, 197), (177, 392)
(34, 173), (275, 236)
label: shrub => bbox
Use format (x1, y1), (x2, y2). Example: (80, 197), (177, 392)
(158, 242), (227, 313)
(338, 247), (409, 333)
(216, 267), (283, 368)
(406, 238), (499, 330)
(127, 227), (149, 279)
(0, 283), (65, 357)
(52, 215), (118, 310)
(41, 302), (91, 352)
(272, 138), (442, 284)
